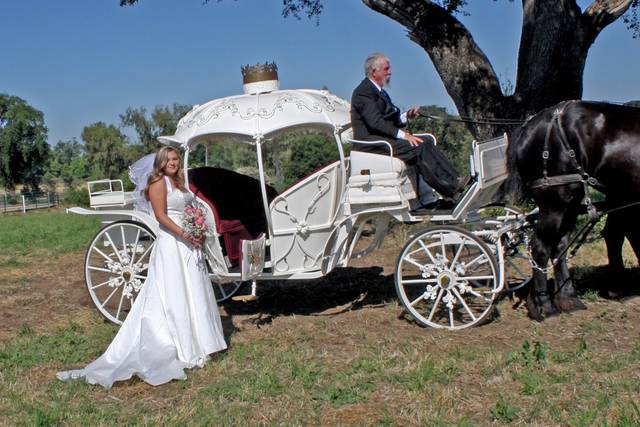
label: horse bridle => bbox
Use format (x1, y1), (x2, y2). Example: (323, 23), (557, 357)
(529, 101), (605, 220)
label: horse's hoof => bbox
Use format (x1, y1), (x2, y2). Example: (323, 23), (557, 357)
(554, 296), (587, 312)
(526, 294), (558, 321)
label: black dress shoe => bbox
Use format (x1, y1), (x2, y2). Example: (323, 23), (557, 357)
(451, 175), (472, 198)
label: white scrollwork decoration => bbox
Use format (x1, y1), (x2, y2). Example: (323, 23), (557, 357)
(180, 93), (338, 129)
(272, 173), (332, 272)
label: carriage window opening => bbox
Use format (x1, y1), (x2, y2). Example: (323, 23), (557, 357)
(188, 139), (259, 179)
(262, 131), (340, 192)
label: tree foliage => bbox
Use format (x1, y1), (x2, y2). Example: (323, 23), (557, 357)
(45, 139), (90, 188)
(81, 122), (129, 179)
(120, 103), (192, 155)
(408, 105), (473, 174)
(0, 94), (49, 190)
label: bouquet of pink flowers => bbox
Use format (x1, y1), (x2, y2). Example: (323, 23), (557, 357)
(182, 202), (211, 240)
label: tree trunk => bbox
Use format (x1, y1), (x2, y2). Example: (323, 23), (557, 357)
(362, 0), (635, 139)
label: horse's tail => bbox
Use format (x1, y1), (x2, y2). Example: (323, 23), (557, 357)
(502, 124), (528, 204)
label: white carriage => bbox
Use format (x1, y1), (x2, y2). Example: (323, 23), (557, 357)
(69, 71), (533, 330)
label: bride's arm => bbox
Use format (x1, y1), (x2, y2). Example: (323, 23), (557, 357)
(148, 179), (197, 245)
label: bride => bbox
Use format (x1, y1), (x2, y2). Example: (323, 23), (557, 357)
(57, 146), (227, 388)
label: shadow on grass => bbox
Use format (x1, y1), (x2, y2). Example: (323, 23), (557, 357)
(571, 265), (640, 298)
(223, 266), (397, 323)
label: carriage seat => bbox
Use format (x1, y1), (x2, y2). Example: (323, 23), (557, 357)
(188, 167), (278, 266)
(346, 139), (416, 204)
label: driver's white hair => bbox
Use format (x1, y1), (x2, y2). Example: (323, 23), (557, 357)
(364, 53), (388, 78)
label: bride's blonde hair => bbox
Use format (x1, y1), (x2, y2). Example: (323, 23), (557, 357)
(144, 146), (185, 200)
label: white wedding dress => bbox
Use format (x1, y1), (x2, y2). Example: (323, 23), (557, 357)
(57, 177), (227, 389)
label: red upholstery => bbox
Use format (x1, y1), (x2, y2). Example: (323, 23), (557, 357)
(189, 182), (252, 265)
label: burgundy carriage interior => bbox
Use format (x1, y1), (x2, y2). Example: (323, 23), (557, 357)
(188, 167), (278, 266)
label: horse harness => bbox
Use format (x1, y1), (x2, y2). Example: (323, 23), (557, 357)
(529, 101), (605, 221)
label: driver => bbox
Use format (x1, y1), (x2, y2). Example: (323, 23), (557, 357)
(350, 53), (469, 212)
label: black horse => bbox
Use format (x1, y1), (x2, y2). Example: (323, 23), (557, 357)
(506, 100), (640, 320)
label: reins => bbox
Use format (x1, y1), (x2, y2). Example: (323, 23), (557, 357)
(418, 112), (525, 126)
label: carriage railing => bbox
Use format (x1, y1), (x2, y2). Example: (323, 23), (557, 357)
(430, 133), (509, 222)
(87, 179), (135, 208)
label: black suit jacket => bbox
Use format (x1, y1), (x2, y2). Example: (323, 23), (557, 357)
(350, 78), (404, 141)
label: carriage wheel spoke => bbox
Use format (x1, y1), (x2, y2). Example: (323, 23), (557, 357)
(449, 237), (466, 269)
(452, 287), (477, 321)
(417, 240), (437, 264)
(101, 285), (120, 308)
(135, 243), (154, 266)
(401, 278), (438, 284)
(409, 292), (427, 307)
(427, 288), (444, 323)
(115, 287), (126, 321)
(457, 275), (495, 281)
(466, 254), (488, 268)
(91, 246), (114, 264)
(129, 228), (141, 265)
(440, 232), (447, 260)
(403, 256), (426, 270)
(120, 225), (127, 259)
(466, 287), (493, 302)
(90, 279), (112, 290)
(88, 265), (112, 273)
(104, 231), (125, 265)
(216, 283), (228, 299)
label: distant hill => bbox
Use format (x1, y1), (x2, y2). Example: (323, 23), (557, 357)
(623, 100), (640, 108)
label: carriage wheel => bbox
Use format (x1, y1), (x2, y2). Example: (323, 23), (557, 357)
(395, 225), (499, 330)
(475, 206), (533, 292)
(84, 220), (156, 325)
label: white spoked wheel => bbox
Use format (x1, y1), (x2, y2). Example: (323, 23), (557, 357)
(84, 220), (156, 325)
(395, 225), (499, 330)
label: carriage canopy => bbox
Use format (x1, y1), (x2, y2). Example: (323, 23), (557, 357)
(158, 89), (352, 147)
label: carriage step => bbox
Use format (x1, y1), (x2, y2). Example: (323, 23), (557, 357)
(231, 280), (258, 302)
(231, 294), (258, 302)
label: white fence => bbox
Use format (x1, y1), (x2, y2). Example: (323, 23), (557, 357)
(1, 192), (59, 213)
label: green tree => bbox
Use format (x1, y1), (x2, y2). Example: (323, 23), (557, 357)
(81, 122), (129, 179)
(47, 138), (89, 188)
(121, 1), (640, 139)
(279, 134), (340, 189)
(0, 94), (50, 190)
(408, 105), (473, 173)
(120, 103), (192, 154)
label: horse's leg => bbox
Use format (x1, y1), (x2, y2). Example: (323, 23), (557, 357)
(552, 233), (587, 312)
(603, 212), (626, 273)
(526, 210), (562, 321)
(600, 207), (640, 298)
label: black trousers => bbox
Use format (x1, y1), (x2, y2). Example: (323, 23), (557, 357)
(353, 136), (461, 197)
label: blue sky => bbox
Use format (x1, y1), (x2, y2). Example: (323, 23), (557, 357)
(2, 0), (639, 145)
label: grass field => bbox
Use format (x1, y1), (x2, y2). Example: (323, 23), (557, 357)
(1, 210), (639, 425)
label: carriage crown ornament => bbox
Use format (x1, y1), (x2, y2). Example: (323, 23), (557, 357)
(241, 61), (279, 94)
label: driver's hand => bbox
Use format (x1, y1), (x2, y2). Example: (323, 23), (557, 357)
(405, 133), (423, 147)
(406, 106), (421, 119)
